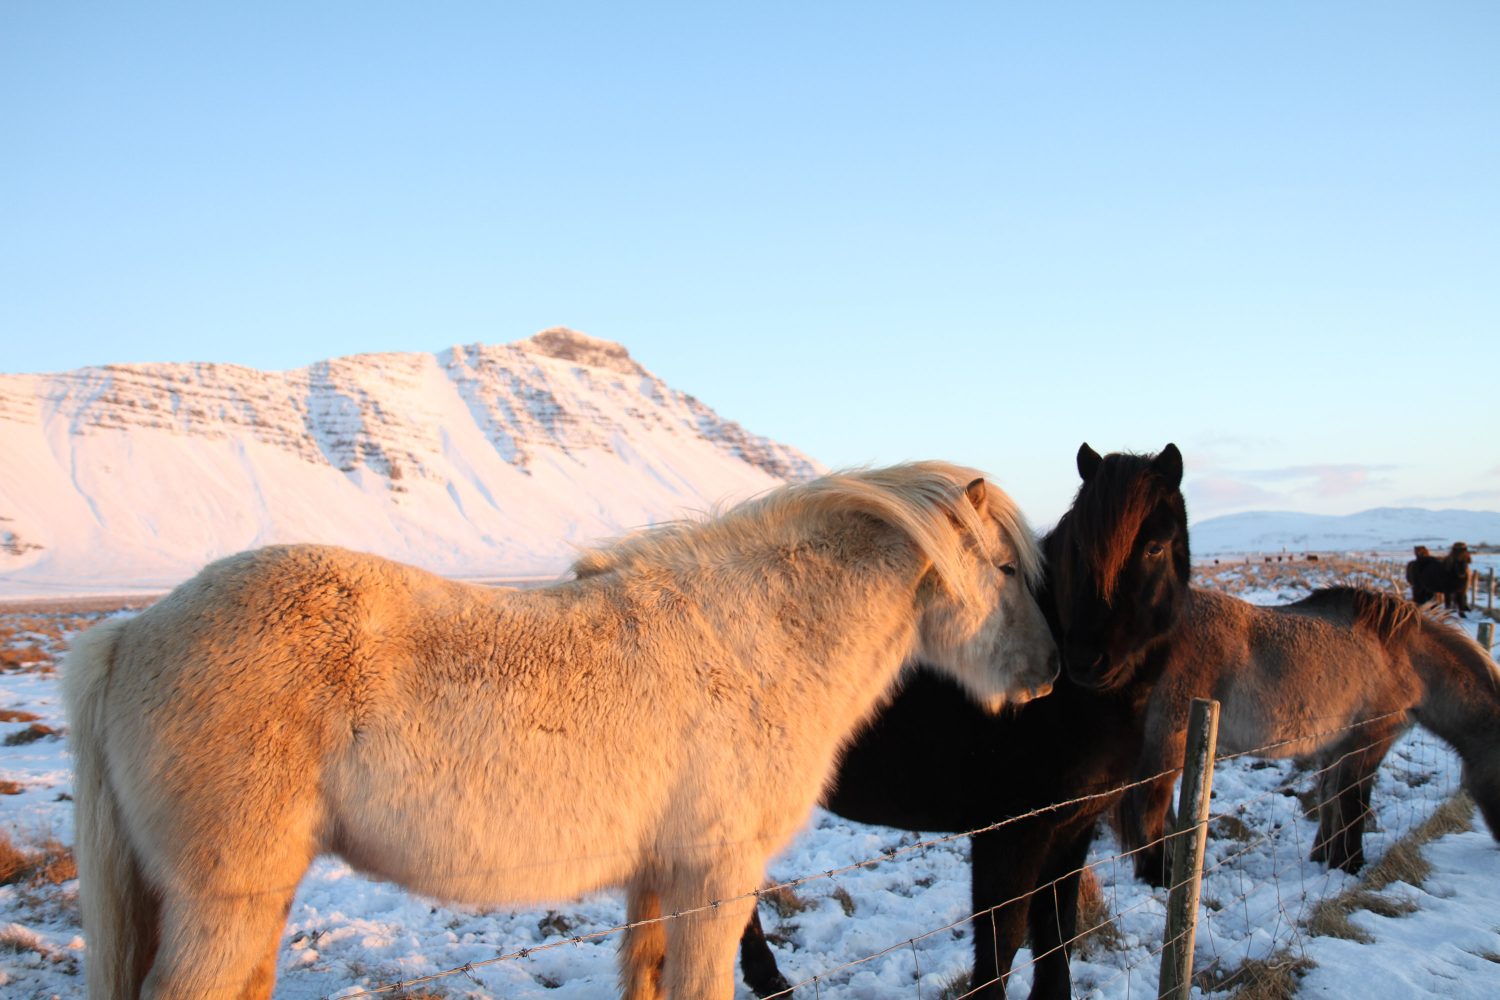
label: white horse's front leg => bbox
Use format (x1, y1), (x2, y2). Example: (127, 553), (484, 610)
(620, 882), (667, 1000)
(659, 857), (761, 1000)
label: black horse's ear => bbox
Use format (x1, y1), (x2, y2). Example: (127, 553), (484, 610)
(1153, 443), (1183, 489)
(964, 478), (989, 516)
(1077, 443), (1102, 482)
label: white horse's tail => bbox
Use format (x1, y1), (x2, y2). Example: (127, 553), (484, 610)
(63, 617), (157, 999)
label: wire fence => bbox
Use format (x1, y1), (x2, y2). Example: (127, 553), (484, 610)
(6, 560), (1491, 998)
(322, 706), (1477, 1000)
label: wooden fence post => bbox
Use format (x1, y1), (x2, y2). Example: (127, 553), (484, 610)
(1488, 568), (1495, 613)
(1158, 698), (1221, 1000)
(1479, 621), (1494, 656)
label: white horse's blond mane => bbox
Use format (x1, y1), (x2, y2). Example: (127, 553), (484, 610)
(571, 462), (1043, 599)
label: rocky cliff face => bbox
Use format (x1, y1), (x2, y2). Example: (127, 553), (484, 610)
(0, 329), (820, 593)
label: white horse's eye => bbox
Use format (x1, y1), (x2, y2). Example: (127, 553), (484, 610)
(999, 563), (1018, 578)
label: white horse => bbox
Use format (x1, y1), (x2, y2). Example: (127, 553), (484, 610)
(64, 462), (1058, 999)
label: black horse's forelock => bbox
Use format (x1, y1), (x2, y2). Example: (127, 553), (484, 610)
(1059, 451), (1181, 604)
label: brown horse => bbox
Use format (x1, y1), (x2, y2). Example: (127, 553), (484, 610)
(1407, 541), (1473, 613)
(64, 463), (1058, 1000)
(1122, 586), (1500, 883)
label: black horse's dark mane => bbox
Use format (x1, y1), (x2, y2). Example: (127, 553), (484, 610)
(1054, 451), (1181, 602)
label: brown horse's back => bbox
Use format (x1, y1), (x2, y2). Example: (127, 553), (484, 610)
(1170, 589), (1416, 756)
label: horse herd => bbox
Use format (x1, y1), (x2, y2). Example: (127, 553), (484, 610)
(60, 446), (1500, 1000)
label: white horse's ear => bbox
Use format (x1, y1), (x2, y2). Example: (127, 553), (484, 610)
(965, 478), (989, 517)
(1077, 443), (1102, 482)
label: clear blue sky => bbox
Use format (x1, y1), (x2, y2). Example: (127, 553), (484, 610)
(4, 2), (1496, 523)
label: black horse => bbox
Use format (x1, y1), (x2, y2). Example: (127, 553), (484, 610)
(738, 444), (1191, 1000)
(1406, 542), (1472, 613)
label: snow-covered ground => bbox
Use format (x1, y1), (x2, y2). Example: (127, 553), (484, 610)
(2, 571), (1498, 998)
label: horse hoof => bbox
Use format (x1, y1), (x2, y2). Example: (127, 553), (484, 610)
(752, 972), (795, 998)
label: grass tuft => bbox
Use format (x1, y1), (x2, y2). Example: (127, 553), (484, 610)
(4, 722), (61, 746)
(0, 830), (76, 887)
(1194, 951), (1315, 998)
(1071, 867), (1124, 958)
(759, 883), (813, 919)
(1306, 791), (1473, 943)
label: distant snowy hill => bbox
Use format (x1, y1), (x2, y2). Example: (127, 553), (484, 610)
(1190, 507), (1500, 555)
(0, 329), (820, 596)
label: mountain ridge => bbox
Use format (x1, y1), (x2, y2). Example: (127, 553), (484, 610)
(0, 329), (820, 595)
(1190, 505), (1500, 555)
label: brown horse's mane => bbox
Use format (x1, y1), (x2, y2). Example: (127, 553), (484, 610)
(1062, 452), (1179, 603)
(1444, 541), (1472, 569)
(1291, 585), (1424, 643)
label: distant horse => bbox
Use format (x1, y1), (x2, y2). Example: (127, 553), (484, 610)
(1122, 586), (1500, 883)
(736, 443), (1190, 1000)
(1407, 541), (1473, 613)
(63, 463), (1059, 1000)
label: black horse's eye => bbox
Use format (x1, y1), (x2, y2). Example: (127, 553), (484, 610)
(1145, 542), (1166, 558)
(999, 562), (1018, 577)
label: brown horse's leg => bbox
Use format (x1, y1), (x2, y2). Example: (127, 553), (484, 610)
(1313, 732), (1397, 874)
(1122, 773), (1177, 888)
(621, 885), (666, 1000)
(739, 906), (793, 998)
(1128, 687), (1192, 888)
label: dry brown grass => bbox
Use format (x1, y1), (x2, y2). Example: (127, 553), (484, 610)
(1071, 866), (1123, 958)
(0, 644), (51, 671)
(1305, 791), (1473, 942)
(1195, 951), (1316, 998)
(1305, 890), (1417, 943)
(1210, 813), (1255, 842)
(759, 883), (814, 919)
(4, 722), (61, 746)
(0, 829), (76, 887)
(0, 604), (143, 676)
(1195, 554), (1410, 601)
(1363, 791), (1474, 891)
(935, 968), (974, 999)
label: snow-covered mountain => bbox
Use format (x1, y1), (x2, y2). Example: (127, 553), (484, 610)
(1190, 506), (1500, 555)
(0, 329), (820, 596)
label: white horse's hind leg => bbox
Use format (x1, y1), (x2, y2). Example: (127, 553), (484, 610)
(621, 884), (666, 1000)
(659, 861), (760, 1000)
(140, 886), (297, 1000)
